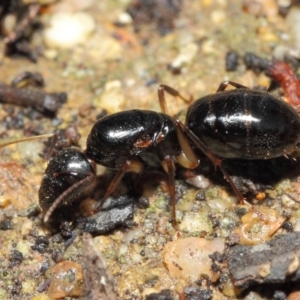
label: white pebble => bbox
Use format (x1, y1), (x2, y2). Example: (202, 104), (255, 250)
(94, 80), (125, 113)
(119, 244), (128, 255)
(286, 7), (300, 49)
(122, 227), (144, 243)
(293, 219), (300, 232)
(186, 175), (210, 189)
(131, 253), (142, 263)
(164, 237), (225, 281)
(118, 12), (132, 25)
(207, 198), (233, 212)
(281, 194), (296, 209)
(44, 12), (95, 49)
(179, 211), (212, 233)
(171, 42), (198, 69)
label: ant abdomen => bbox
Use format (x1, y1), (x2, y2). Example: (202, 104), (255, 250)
(186, 88), (300, 160)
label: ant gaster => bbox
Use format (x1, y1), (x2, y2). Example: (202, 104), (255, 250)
(39, 81), (300, 229)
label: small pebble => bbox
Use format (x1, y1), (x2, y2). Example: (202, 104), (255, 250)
(206, 197), (233, 212)
(225, 51), (239, 72)
(164, 237), (225, 282)
(171, 42), (198, 69)
(179, 210), (212, 233)
(2, 14), (17, 36)
(210, 10), (226, 23)
(288, 290), (300, 300)
(234, 207), (285, 245)
(119, 244), (128, 255)
(0, 220), (13, 230)
(9, 250), (23, 267)
(44, 12), (95, 49)
(118, 12), (132, 25)
(293, 219), (300, 232)
(244, 291), (264, 300)
(122, 227), (144, 243)
(132, 253), (142, 263)
(281, 194), (296, 208)
(30, 295), (51, 300)
(22, 280), (37, 294)
(186, 175), (210, 189)
(46, 261), (83, 299)
(0, 195), (10, 208)
(242, 0), (278, 17)
(221, 279), (240, 297)
(94, 80), (125, 113)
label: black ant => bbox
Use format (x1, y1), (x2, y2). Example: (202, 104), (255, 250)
(39, 81), (300, 230)
(39, 85), (199, 230)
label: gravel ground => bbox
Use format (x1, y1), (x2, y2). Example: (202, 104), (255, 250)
(1, 0), (300, 299)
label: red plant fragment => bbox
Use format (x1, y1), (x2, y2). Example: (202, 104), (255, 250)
(268, 60), (300, 110)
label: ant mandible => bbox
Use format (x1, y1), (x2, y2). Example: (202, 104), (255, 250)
(39, 80), (300, 230)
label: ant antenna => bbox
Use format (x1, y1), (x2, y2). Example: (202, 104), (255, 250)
(0, 133), (55, 148)
(43, 173), (95, 223)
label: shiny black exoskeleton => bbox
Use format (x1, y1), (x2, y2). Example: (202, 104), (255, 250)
(186, 88), (300, 160)
(85, 110), (180, 169)
(40, 88), (199, 229)
(39, 81), (300, 230)
(39, 147), (95, 214)
(173, 81), (300, 203)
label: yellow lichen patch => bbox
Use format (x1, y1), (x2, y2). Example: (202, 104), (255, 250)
(22, 279), (37, 294)
(179, 210), (213, 234)
(0, 195), (10, 208)
(287, 254), (300, 276)
(163, 237), (225, 282)
(30, 295), (51, 300)
(45, 261), (83, 299)
(117, 265), (153, 297)
(258, 262), (271, 278)
(234, 207), (285, 245)
(221, 278), (242, 297)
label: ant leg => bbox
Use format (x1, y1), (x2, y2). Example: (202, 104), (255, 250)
(162, 156), (178, 230)
(217, 81), (249, 92)
(158, 84), (193, 114)
(175, 125), (199, 169)
(174, 119), (246, 204)
(94, 159), (144, 212)
(157, 85), (199, 169)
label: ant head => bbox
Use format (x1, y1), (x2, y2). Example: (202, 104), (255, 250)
(39, 147), (95, 223)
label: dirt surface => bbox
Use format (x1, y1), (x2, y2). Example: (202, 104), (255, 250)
(1, 0), (300, 299)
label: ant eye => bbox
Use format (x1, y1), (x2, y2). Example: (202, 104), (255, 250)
(66, 174), (80, 185)
(52, 172), (81, 185)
